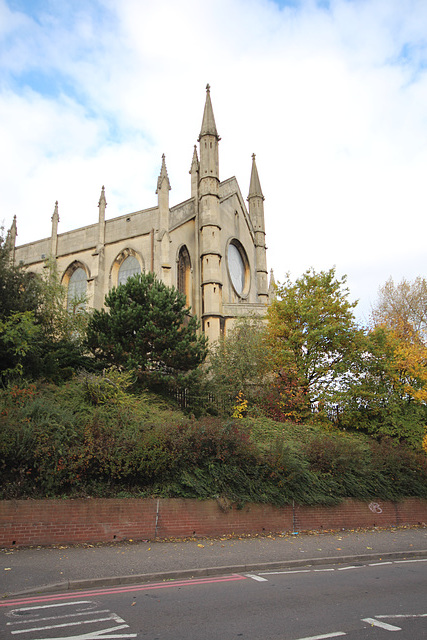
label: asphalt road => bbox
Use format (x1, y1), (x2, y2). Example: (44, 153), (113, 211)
(1, 558), (426, 639)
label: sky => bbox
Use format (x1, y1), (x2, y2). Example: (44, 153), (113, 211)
(1, 0), (427, 325)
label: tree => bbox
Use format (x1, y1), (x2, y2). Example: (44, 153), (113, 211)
(337, 324), (427, 449)
(86, 272), (208, 381)
(207, 316), (271, 413)
(266, 268), (362, 416)
(0, 229), (40, 321)
(0, 230), (41, 383)
(36, 257), (88, 342)
(0, 236), (91, 384)
(341, 274), (427, 448)
(372, 276), (427, 341)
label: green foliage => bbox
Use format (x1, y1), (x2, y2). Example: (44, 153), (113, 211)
(0, 311), (40, 381)
(0, 245), (91, 384)
(77, 369), (136, 406)
(0, 231), (42, 384)
(207, 316), (271, 413)
(36, 257), (89, 344)
(0, 230), (41, 322)
(337, 325), (427, 450)
(267, 268), (362, 420)
(86, 272), (208, 384)
(1, 377), (426, 504)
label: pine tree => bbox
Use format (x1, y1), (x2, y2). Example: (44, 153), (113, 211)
(86, 272), (208, 381)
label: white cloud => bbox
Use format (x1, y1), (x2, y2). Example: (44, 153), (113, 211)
(1, 0), (427, 322)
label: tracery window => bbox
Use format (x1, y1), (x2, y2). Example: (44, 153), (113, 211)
(177, 246), (191, 306)
(67, 267), (87, 313)
(118, 255), (141, 286)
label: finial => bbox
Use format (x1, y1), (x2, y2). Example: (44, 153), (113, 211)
(248, 153), (264, 200)
(206, 83), (210, 92)
(156, 154), (171, 193)
(190, 145), (199, 174)
(52, 201), (59, 224)
(98, 185), (107, 207)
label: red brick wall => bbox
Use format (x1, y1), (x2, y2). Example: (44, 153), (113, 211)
(0, 498), (426, 547)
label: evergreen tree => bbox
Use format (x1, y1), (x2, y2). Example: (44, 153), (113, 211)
(86, 272), (208, 382)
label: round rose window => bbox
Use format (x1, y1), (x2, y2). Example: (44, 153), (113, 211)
(228, 242), (248, 296)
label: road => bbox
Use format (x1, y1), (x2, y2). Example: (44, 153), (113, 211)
(1, 558), (426, 639)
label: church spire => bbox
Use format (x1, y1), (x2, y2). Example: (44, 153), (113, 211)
(6, 215), (17, 264)
(190, 145), (199, 173)
(156, 154), (171, 193)
(156, 154), (170, 233)
(50, 201), (59, 257)
(97, 186), (107, 251)
(197, 84), (222, 340)
(247, 154), (268, 304)
(268, 269), (276, 302)
(198, 84), (220, 141)
(248, 153), (264, 200)
(189, 145), (199, 201)
(98, 185), (107, 209)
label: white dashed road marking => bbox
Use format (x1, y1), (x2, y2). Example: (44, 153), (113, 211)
(362, 617), (402, 631)
(245, 574), (268, 582)
(294, 633), (346, 640)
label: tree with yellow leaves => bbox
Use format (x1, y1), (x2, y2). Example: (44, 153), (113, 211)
(266, 267), (363, 420)
(338, 321), (427, 450)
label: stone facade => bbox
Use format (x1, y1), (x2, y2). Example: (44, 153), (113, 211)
(10, 86), (271, 340)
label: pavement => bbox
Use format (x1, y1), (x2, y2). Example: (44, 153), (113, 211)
(1, 525), (427, 598)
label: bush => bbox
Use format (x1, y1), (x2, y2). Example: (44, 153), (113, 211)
(1, 377), (426, 504)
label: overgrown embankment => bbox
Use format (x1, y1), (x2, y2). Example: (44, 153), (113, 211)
(1, 376), (426, 505)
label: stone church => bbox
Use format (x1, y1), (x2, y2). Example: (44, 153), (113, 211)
(8, 85), (270, 341)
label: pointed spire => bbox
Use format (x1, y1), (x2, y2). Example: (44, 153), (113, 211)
(6, 215), (17, 257)
(97, 186), (107, 252)
(98, 185), (107, 207)
(268, 269), (276, 301)
(198, 84), (220, 140)
(248, 154), (264, 200)
(189, 145), (199, 173)
(50, 202), (59, 258)
(10, 214), (17, 240)
(52, 200), (59, 222)
(156, 154), (171, 193)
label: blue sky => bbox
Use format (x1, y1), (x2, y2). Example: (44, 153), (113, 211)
(1, 0), (427, 323)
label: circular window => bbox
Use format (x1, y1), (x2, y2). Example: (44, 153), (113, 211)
(227, 241), (249, 296)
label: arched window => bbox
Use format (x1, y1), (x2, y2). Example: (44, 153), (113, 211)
(67, 267), (87, 313)
(118, 255), (141, 286)
(177, 246), (191, 306)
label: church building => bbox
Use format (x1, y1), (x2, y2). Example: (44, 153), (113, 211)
(8, 85), (270, 341)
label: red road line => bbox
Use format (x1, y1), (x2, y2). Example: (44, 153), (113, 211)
(1, 574), (247, 608)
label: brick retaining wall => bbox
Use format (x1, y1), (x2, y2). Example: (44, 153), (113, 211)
(0, 498), (426, 547)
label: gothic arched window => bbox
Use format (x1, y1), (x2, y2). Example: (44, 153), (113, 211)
(177, 246), (191, 306)
(67, 267), (87, 313)
(118, 255), (141, 286)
